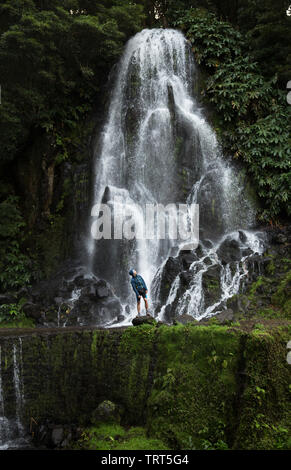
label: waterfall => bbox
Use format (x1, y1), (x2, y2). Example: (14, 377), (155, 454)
(13, 339), (25, 434)
(0, 340), (29, 450)
(88, 28), (262, 324)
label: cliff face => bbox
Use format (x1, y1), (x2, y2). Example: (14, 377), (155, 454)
(0, 323), (290, 450)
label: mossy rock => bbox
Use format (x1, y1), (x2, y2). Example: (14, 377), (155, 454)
(91, 400), (121, 425)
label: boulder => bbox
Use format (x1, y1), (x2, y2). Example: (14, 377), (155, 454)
(173, 314), (197, 325)
(51, 426), (64, 447)
(81, 284), (98, 300)
(216, 237), (241, 265)
(91, 400), (120, 425)
(193, 241), (204, 258)
(238, 230), (247, 243)
(95, 280), (110, 299)
(132, 314), (156, 326)
(202, 239), (214, 249)
(215, 309), (235, 324)
(73, 275), (92, 288)
(226, 294), (250, 314)
(179, 251), (198, 270)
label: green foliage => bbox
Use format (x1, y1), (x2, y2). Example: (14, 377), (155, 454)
(151, 1), (291, 85)
(174, 8), (291, 220)
(236, 0), (291, 85)
(0, 0), (145, 162)
(0, 297), (27, 324)
(0, 303), (20, 323)
(0, 195), (32, 291)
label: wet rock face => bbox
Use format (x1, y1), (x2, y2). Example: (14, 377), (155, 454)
(179, 251), (198, 270)
(23, 266), (122, 327)
(225, 224), (291, 319)
(154, 257), (182, 306)
(152, 229), (269, 323)
(202, 264), (222, 309)
(216, 237), (241, 265)
(30, 420), (82, 449)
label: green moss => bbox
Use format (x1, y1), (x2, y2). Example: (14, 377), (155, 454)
(248, 276), (266, 299)
(91, 330), (98, 354)
(0, 324), (290, 450)
(147, 324), (241, 449)
(272, 271), (291, 317)
(115, 435), (169, 450)
(266, 258), (276, 275)
(234, 329), (291, 449)
(74, 423), (169, 450)
(0, 316), (35, 328)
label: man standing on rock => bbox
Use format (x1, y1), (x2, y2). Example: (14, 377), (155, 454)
(129, 269), (149, 316)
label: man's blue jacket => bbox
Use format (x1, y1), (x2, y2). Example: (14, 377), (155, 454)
(131, 274), (148, 297)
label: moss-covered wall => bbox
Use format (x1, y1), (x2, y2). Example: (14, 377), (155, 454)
(0, 323), (290, 449)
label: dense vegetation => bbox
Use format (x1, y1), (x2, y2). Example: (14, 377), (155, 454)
(0, 0), (290, 296)
(173, 8), (291, 221)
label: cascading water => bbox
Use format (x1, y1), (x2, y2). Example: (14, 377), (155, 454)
(0, 340), (30, 450)
(88, 28), (263, 324)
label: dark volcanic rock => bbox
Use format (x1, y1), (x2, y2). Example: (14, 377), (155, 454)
(154, 256), (182, 305)
(173, 314), (197, 325)
(51, 427), (64, 447)
(179, 270), (192, 288)
(132, 314), (155, 326)
(74, 276), (92, 288)
(95, 280), (110, 299)
(179, 251), (198, 270)
(215, 309), (235, 324)
(25, 270), (122, 327)
(238, 230), (247, 243)
(202, 239), (214, 249)
(81, 284), (98, 300)
(226, 294), (251, 314)
(216, 237), (241, 265)
(202, 265), (222, 308)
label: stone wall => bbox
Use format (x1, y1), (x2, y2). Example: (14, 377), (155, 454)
(0, 323), (290, 449)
